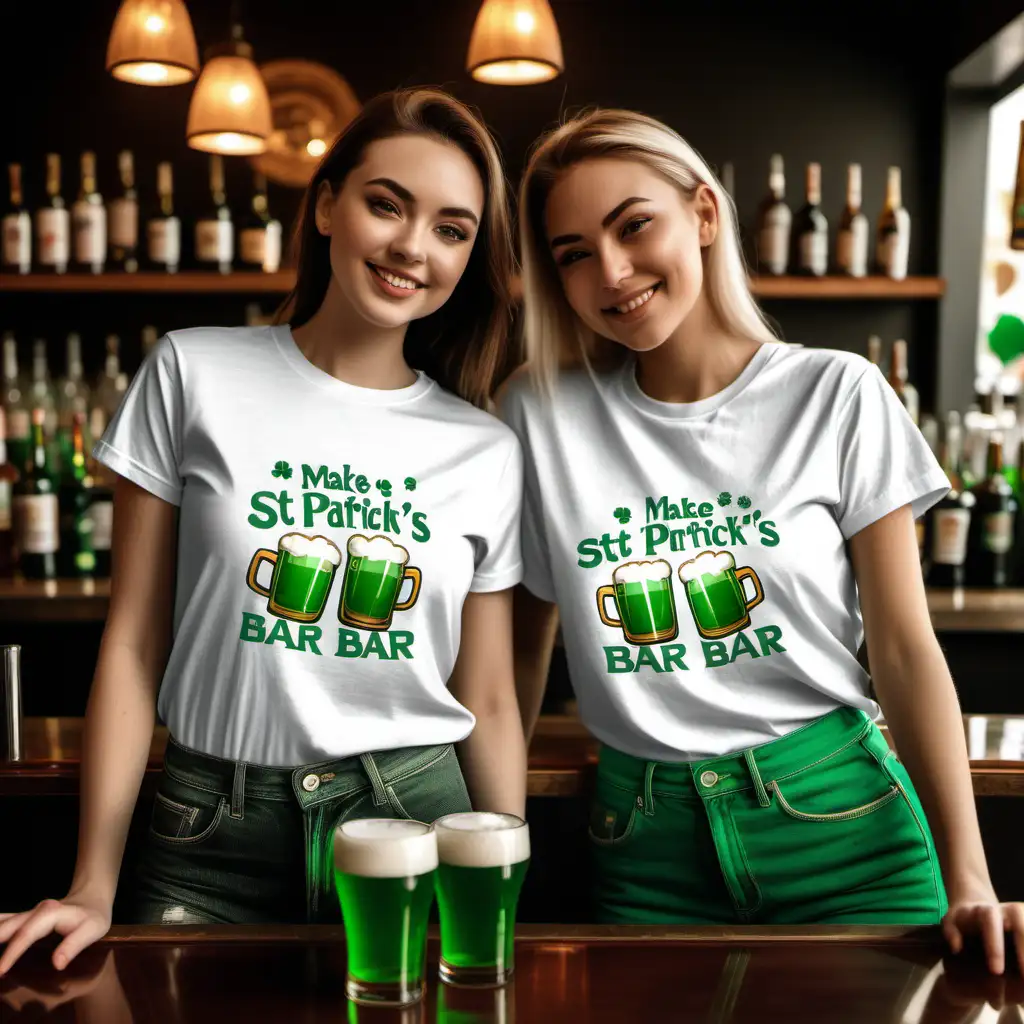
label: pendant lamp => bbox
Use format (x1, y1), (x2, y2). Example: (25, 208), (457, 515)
(106, 0), (200, 85)
(466, 0), (564, 85)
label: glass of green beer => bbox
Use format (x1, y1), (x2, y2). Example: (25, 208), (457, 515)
(678, 550), (764, 639)
(433, 812), (531, 988)
(596, 558), (678, 645)
(245, 533), (342, 623)
(333, 818), (438, 1006)
(339, 534), (422, 631)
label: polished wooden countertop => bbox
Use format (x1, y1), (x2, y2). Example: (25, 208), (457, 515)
(4, 713), (1024, 798)
(0, 925), (1020, 1022)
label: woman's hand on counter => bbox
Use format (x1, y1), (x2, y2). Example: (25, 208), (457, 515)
(942, 877), (1024, 976)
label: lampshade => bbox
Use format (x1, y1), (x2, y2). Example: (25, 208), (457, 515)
(466, 0), (564, 85)
(186, 25), (273, 155)
(106, 0), (199, 86)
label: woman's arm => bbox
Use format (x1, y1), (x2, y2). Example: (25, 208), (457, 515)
(449, 588), (528, 818)
(0, 478), (178, 973)
(850, 504), (1024, 975)
(512, 585), (559, 743)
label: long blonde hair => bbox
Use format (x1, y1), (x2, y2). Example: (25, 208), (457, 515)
(519, 108), (778, 393)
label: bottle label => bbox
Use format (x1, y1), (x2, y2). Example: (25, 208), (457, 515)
(195, 219), (233, 263)
(2, 211), (31, 270)
(836, 220), (868, 276)
(876, 210), (910, 280)
(37, 208), (70, 266)
(799, 231), (828, 275)
(6, 408), (30, 440)
(0, 480), (10, 531)
(90, 499), (113, 552)
(108, 197), (139, 248)
(72, 202), (107, 264)
(148, 217), (181, 266)
(758, 209), (790, 274)
(240, 222), (283, 272)
(13, 493), (59, 554)
(982, 511), (1013, 554)
(932, 508), (970, 565)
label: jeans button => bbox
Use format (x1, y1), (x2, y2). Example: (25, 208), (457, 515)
(302, 773), (320, 792)
(699, 770), (719, 788)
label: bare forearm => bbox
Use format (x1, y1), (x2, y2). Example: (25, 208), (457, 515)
(873, 638), (993, 896)
(512, 588), (558, 743)
(457, 702), (528, 819)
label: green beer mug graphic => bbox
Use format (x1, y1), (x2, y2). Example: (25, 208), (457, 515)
(679, 550), (763, 640)
(339, 534), (422, 631)
(246, 533), (342, 623)
(596, 559), (678, 645)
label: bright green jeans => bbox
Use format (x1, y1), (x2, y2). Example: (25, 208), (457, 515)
(589, 706), (948, 924)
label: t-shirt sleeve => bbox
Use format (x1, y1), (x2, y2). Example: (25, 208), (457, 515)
(92, 334), (185, 506)
(834, 363), (949, 539)
(469, 435), (524, 593)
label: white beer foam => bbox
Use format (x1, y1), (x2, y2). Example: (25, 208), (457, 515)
(279, 532), (342, 566)
(433, 812), (531, 868)
(347, 533), (409, 565)
(678, 550), (735, 583)
(613, 559), (671, 585)
(334, 818), (438, 878)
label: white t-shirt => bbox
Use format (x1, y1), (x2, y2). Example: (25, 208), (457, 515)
(499, 341), (948, 762)
(95, 324), (522, 766)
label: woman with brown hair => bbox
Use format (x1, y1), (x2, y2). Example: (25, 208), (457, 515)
(0, 87), (526, 971)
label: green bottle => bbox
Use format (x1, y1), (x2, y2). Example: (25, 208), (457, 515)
(12, 407), (58, 579)
(58, 411), (95, 577)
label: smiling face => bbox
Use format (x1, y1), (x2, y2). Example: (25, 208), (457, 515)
(314, 133), (485, 329)
(545, 157), (718, 353)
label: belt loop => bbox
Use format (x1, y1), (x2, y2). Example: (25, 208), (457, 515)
(744, 749), (771, 808)
(231, 762), (246, 819)
(359, 753), (390, 808)
(642, 761), (657, 816)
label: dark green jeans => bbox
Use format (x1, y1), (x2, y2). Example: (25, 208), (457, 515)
(130, 736), (471, 925)
(589, 707), (948, 924)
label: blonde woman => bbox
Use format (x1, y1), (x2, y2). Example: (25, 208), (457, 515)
(499, 108), (1023, 973)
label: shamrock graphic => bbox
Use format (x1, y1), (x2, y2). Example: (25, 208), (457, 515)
(404, 477), (417, 491)
(613, 507), (632, 524)
(376, 479), (393, 498)
(717, 491), (732, 507)
(271, 460), (292, 480)
(737, 495), (752, 509)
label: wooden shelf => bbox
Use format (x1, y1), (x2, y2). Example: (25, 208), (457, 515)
(750, 275), (945, 299)
(926, 587), (1024, 632)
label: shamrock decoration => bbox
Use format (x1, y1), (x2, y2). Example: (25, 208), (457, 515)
(737, 495), (752, 509)
(717, 491), (732, 507)
(404, 477), (417, 491)
(613, 507), (632, 524)
(271, 460), (292, 480)
(376, 479), (393, 498)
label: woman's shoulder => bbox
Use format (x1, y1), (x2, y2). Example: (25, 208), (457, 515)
(765, 342), (876, 398)
(493, 361), (606, 423)
(162, 323), (277, 357)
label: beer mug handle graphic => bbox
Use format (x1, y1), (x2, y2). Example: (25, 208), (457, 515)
(596, 585), (621, 627)
(735, 567), (764, 612)
(394, 567), (422, 611)
(246, 549), (277, 596)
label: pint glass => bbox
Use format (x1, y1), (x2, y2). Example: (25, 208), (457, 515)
(433, 812), (530, 987)
(333, 818), (438, 1006)
(339, 534), (421, 630)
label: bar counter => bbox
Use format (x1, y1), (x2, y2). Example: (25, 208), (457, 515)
(1, 925), (1020, 1022)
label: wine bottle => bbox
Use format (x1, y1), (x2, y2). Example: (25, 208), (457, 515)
(12, 408), (58, 580)
(72, 151), (106, 274)
(876, 166), (911, 280)
(141, 324), (159, 360)
(108, 149), (139, 273)
(195, 155), (233, 273)
(56, 332), (90, 470)
(2, 333), (29, 473)
(793, 162), (828, 277)
(147, 162), (181, 273)
(90, 334), (127, 443)
(887, 339), (919, 426)
(239, 170), (282, 273)
(57, 411), (95, 578)
(88, 458), (113, 578)
(0, 408), (18, 578)
(29, 339), (59, 468)
(835, 163), (868, 277)
(755, 154), (790, 276)
(867, 334), (883, 368)
(925, 411), (974, 588)
(35, 154), (69, 274)
(966, 435), (1018, 587)
(1011, 122), (1024, 251)
(2, 163), (31, 274)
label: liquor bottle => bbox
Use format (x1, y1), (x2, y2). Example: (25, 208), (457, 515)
(12, 408), (58, 580)
(925, 411), (974, 588)
(1011, 122), (1024, 251)
(239, 171), (282, 273)
(90, 334), (127, 443)
(108, 150), (139, 273)
(0, 408), (18, 578)
(72, 151), (106, 274)
(141, 324), (158, 361)
(88, 456), (113, 578)
(195, 155), (233, 273)
(835, 163), (868, 277)
(2, 163), (31, 274)
(755, 155), (790, 276)
(2, 332), (30, 472)
(965, 434), (1018, 587)
(29, 339), (58, 462)
(876, 166), (911, 280)
(35, 154), (69, 274)
(887, 339), (919, 426)
(56, 333), (90, 470)
(146, 162), (180, 273)
(57, 412), (95, 578)
(867, 334), (883, 368)
(793, 162), (828, 277)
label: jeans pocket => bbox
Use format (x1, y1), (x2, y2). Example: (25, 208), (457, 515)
(385, 745), (472, 823)
(149, 776), (227, 846)
(588, 782), (640, 847)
